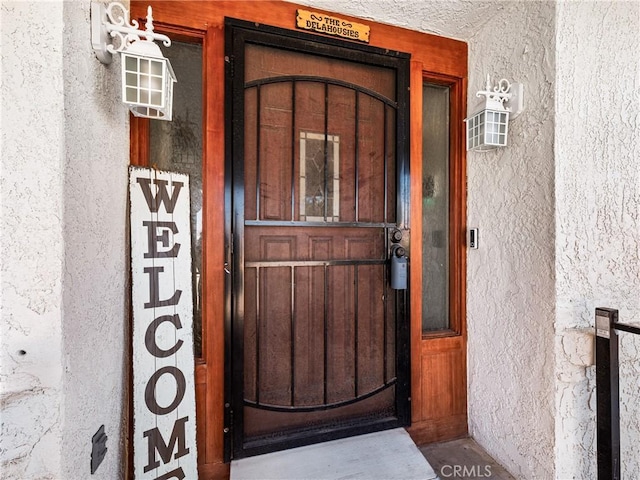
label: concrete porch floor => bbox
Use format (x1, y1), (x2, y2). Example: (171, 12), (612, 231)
(231, 428), (438, 479)
(230, 430), (515, 480)
(419, 438), (515, 480)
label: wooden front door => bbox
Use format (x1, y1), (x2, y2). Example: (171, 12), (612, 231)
(131, 1), (469, 473)
(226, 20), (411, 459)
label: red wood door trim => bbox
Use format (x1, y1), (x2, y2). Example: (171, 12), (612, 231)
(130, 2), (468, 476)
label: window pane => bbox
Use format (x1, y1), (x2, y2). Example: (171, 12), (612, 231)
(299, 132), (340, 222)
(422, 83), (450, 332)
(149, 41), (203, 356)
(125, 55), (137, 72)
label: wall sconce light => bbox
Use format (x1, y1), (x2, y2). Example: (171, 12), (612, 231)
(465, 75), (524, 151)
(91, 2), (176, 121)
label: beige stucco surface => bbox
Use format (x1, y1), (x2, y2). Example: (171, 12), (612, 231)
(1, 0), (638, 479)
(293, 1), (558, 478)
(60, 1), (131, 479)
(1, 2), (66, 478)
(465, 2), (557, 478)
(1, 1), (129, 478)
(555, 1), (640, 478)
(295, 1), (640, 479)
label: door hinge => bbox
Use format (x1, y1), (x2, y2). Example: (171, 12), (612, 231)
(225, 55), (235, 78)
(225, 408), (234, 434)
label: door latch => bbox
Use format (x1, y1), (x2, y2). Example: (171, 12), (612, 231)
(390, 245), (408, 290)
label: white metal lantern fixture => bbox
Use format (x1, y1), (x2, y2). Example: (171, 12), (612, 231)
(91, 2), (176, 121)
(465, 75), (524, 151)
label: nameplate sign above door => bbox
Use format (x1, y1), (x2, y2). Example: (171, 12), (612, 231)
(296, 9), (370, 43)
(129, 167), (198, 480)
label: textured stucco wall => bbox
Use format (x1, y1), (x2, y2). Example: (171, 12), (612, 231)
(2, 0), (637, 478)
(293, 1), (558, 478)
(465, 2), (556, 479)
(555, 1), (640, 478)
(1, 1), (130, 478)
(1, 2), (65, 478)
(288, 0), (506, 42)
(61, 1), (130, 479)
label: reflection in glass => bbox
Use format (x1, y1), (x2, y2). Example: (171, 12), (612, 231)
(149, 41), (203, 356)
(422, 84), (450, 332)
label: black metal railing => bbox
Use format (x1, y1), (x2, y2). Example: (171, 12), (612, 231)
(595, 307), (640, 480)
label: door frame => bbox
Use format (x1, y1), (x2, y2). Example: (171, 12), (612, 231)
(130, 1), (468, 476)
(224, 18), (411, 459)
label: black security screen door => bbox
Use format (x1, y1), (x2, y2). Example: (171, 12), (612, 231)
(226, 19), (410, 459)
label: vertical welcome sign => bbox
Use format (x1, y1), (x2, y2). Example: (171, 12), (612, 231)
(129, 167), (198, 479)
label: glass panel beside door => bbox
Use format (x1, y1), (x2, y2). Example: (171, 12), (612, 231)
(149, 41), (204, 357)
(422, 83), (450, 333)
